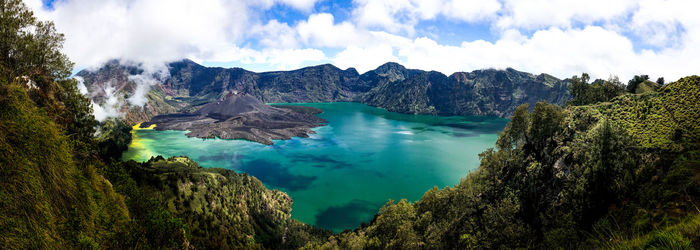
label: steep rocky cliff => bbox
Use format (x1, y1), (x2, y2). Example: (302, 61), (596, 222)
(78, 60), (571, 124)
(362, 68), (569, 117)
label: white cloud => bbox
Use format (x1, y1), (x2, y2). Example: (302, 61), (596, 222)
(496, 0), (638, 30)
(23, 0), (700, 84)
(25, 0), (249, 67)
(90, 80), (122, 122)
(247, 48), (327, 70)
(250, 20), (300, 49)
(322, 24), (697, 81)
(395, 27), (640, 79)
(302, 0), (699, 80)
(278, 0), (319, 11)
(297, 13), (372, 48)
(629, 0), (700, 47)
(24, 0), (324, 69)
(126, 73), (165, 107)
(253, 0), (320, 11)
(351, 0), (502, 34)
(74, 76), (88, 95)
(333, 45), (400, 72)
(442, 0), (502, 22)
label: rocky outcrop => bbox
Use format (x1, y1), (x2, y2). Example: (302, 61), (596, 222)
(78, 60), (571, 123)
(363, 68), (570, 117)
(141, 92), (326, 145)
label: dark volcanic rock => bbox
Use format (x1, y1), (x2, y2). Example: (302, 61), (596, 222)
(362, 68), (570, 117)
(79, 60), (571, 124)
(142, 92), (326, 145)
(194, 92), (276, 117)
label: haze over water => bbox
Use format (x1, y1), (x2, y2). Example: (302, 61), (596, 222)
(123, 102), (508, 232)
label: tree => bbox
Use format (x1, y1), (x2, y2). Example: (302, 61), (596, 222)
(497, 104), (530, 150)
(569, 74), (626, 106)
(366, 199), (422, 249)
(601, 75), (625, 101)
(97, 118), (133, 161)
(527, 102), (564, 163)
(0, 0), (72, 81)
(656, 77), (665, 85)
(568, 73), (591, 106)
(570, 119), (637, 226)
(627, 75), (649, 93)
(1, 0), (99, 164)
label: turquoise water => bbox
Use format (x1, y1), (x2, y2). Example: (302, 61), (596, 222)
(123, 102), (508, 232)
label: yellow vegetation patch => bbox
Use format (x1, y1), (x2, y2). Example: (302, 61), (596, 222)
(132, 122), (156, 130)
(126, 125), (157, 160)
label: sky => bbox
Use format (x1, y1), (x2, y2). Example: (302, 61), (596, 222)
(27, 0), (700, 81)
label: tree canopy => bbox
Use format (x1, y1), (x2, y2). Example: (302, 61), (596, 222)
(568, 73), (626, 105)
(1, 0), (72, 80)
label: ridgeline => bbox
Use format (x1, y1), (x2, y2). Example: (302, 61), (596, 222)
(1, 0), (698, 249)
(77, 59), (570, 124)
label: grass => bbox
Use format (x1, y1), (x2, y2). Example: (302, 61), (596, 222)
(604, 213), (699, 249)
(593, 76), (699, 151)
(0, 82), (129, 248)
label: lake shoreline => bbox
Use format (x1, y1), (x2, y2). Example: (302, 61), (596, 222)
(124, 102), (508, 232)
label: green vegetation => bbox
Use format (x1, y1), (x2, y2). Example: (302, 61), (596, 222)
(0, 0), (129, 247)
(0, 2), (327, 248)
(627, 75), (650, 93)
(115, 156), (299, 248)
(0, 79), (131, 248)
(626, 74), (664, 94)
(568, 73), (626, 105)
(307, 76), (700, 249)
(102, 154), (335, 249)
(1, 0), (697, 248)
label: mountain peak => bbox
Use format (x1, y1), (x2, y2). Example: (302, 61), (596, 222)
(375, 62), (406, 72)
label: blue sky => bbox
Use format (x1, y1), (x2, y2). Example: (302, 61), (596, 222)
(30, 0), (700, 80)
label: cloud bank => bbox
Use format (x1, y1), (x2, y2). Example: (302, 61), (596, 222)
(26, 0), (700, 81)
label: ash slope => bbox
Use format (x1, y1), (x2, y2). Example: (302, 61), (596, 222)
(141, 92), (326, 145)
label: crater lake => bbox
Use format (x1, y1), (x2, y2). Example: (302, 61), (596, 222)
(123, 102), (508, 232)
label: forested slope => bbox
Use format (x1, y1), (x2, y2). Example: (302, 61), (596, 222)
(1, 0), (698, 248)
(0, 1), (130, 246)
(0, 1), (316, 248)
(300, 76), (700, 249)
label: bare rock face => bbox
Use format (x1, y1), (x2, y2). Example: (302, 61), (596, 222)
(141, 92), (326, 145)
(79, 60), (571, 125)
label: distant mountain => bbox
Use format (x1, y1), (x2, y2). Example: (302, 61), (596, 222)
(363, 68), (569, 117)
(77, 59), (571, 124)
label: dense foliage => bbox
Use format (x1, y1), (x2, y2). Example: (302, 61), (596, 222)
(1, 0), (698, 248)
(96, 118), (133, 161)
(0, 1), (192, 248)
(306, 76), (700, 249)
(568, 73), (626, 105)
(627, 75), (650, 93)
(103, 156), (334, 249)
(0, 0), (129, 247)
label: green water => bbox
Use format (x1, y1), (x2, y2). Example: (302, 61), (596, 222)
(123, 102), (508, 232)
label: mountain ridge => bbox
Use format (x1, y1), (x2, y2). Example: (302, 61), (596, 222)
(77, 59), (571, 124)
